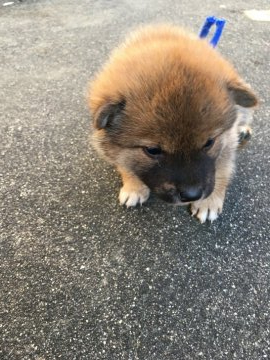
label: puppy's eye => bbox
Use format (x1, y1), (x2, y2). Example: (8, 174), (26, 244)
(203, 138), (215, 150)
(143, 146), (162, 158)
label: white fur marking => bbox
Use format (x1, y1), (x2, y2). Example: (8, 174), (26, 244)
(119, 186), (150, 207)
(191, 194), (224, 223)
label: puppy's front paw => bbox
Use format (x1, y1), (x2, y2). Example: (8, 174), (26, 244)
(191, 194), (225, 223)
(238, 125), (252, 146)
(119, 183), (150, 208)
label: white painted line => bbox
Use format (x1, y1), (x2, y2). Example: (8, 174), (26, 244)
(244, 10), (270, 21)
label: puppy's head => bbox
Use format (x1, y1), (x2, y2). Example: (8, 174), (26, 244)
(89, 26), (258, 204)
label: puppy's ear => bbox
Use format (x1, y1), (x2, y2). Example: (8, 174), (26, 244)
(93, 100), (126, 129)
(228, 80), (258, 108)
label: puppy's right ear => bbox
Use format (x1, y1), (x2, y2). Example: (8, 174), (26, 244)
(93, 100), (126, 130)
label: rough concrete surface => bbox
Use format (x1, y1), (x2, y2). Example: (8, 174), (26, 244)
(0, 0), (269, 359)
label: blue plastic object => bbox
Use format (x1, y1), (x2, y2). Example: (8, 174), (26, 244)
(199, 16), (226, 47)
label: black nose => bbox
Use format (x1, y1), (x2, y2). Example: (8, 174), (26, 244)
(180, 187), (203, 202)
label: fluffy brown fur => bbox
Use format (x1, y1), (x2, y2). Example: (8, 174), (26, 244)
(88, 25), (258, 222)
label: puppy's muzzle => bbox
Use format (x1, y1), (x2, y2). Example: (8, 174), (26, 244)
(156, 184), (204, 204)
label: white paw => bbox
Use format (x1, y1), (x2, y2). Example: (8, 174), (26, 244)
(191, 195), (224, 223)
(238, 125), (252, 146)
(119, 184), (150, 207)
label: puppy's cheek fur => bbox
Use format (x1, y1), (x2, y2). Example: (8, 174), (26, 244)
(191, 123), (240, 223)
(92, 133), (153, 174)
(218, 122), (239, 163)
(117, 149), (154, 173)
(91, 130), (124, 165)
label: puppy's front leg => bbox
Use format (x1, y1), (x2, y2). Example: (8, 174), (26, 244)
(117, 167), (150, 207)
(191, 160), (234, 223)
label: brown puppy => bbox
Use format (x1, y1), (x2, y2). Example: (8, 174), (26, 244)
(88, 25), (258, 222)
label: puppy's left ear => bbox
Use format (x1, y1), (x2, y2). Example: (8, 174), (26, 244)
(228, 80), (258, 108)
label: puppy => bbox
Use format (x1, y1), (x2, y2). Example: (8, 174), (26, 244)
(88, 25), (258, 223)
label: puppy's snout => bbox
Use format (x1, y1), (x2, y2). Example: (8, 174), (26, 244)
(157, 183), (203, 204)
(179, 187), (203, 202)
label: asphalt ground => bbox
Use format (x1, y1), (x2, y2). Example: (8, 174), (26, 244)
(0, 0), (269, 359)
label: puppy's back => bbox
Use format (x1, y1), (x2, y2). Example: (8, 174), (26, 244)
(89, 24), (239, 116)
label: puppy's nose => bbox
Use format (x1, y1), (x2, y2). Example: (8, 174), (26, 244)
(180, 187), (203, 202)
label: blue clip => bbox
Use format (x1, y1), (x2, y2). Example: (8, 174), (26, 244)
(199, 16), (226, 47)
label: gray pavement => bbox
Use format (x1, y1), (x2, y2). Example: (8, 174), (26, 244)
(0, 0), (269, 359)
